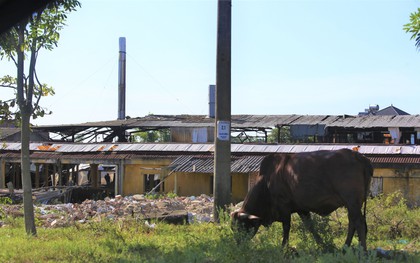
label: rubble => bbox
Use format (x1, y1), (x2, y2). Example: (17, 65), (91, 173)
(0, 194), (217, 228)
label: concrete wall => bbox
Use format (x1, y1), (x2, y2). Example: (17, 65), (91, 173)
(122, 158), (173, 196)
(374, 168), (420, 206)
(165, 172), (212, 197)
(119, 163), (419, 206)
(232, 173), (248, 203)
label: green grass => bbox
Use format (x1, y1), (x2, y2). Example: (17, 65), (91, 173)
(0, 192), (419, 262)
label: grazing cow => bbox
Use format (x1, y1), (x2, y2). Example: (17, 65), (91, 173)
(231, 149), (373, 250)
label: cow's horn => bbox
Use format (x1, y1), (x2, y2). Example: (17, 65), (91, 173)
(238, 212), (249, 219)
(238, 212), (260, 221)
(248, 214), (260, 220)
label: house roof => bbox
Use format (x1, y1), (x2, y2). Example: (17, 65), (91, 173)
(375, 105), (410, 116)
(0, 127), (20, 140)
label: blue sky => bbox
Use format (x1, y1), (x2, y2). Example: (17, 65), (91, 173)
(1, 0), (420, 125)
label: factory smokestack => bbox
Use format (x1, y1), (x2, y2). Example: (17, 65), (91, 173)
(118, 37), (126, 120)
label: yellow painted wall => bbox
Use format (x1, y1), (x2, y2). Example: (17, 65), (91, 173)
(373, 168), (420, 206)
(164, 172), (249, 202)
(122, 158), (172, 196)
(123, 165), (144, 196)
(165, 172), (212, 196)
(232, 173), (248, 203)
(122, 163), (420, 205)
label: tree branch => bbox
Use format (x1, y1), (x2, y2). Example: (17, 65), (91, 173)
(33, 69), (43, 110)
(0, 83), (17, 89)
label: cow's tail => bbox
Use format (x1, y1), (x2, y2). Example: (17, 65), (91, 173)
(361, 154), (373, 233)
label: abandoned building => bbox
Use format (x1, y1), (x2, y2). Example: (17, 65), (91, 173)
(1, 103), (420, 205)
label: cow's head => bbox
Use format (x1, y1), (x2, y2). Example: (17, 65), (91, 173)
(230, 210), (262, 243)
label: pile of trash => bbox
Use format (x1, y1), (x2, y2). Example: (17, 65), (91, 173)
(0, 194), (217, 228)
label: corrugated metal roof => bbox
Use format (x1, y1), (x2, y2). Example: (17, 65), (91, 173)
(170, 155), (264, 173)
(368, 156), (420, 164)
(34, 114), (420, 131)
(327, 115), (420, 128)
(169, 154), (420, 174)
(170, 155), (215, 173)
(3, 142), (420, 155)
(3, 142), (420, 171)
(231, 155), (264, 173)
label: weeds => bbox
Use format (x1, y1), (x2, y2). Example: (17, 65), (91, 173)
(144, 191), (178, 200)
(0, 192), (419, 262)
(0, 197), (12, 205)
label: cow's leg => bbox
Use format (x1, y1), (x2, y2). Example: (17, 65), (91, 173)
(298, 211), (323, 245)
(346, 204), (367, 250)
(353, 210), (367, 251)
(344, 217), (355, 247)
(281, 214), (291, 247)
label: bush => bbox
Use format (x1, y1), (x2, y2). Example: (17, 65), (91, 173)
(367, 191), (420, 241)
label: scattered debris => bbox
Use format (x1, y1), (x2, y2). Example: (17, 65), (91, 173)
(0, 194), (216, 228)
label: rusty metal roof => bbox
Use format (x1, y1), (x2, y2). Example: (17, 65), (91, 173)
(3, 142), (420, 170)
(368, 156), (420, 164)
(3, 142), (420, 155)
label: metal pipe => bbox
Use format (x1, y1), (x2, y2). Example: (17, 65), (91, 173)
(118, 37), (126, 120)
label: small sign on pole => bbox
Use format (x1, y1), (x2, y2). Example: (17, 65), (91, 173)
(217, 121), (230, 141)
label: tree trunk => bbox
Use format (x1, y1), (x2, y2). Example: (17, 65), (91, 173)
(21, 106), (37, 236)
(16, 21), (37, 236)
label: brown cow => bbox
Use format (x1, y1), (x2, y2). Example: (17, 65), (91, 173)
(231, 149), (373, 250)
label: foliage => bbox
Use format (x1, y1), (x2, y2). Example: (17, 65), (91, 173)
(294, 214), (336, 253)
(0, 0), (81, 236)
(0, 192), (419, 262)
(367, 191), (420, 241)
(0, 76), (54, 124)
(0, 197), (12, 205)
(132, 129), (171, 143)
(404, 8), (420, 49)
(267, 126), (292, 143)
(144, 191), (178, 200)
(0, 0), (81, 124)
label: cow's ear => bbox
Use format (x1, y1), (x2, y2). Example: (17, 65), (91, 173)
(230, 211), (240, 219)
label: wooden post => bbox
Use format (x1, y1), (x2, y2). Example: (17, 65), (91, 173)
(72, 164), (78, 186)
(213, 0), (232, 221)
(53, 164), (57, 189)
(90, 164), (99, 188)
(116, 160), (124, 195)
(35, 163), (40, 188)
(58, 161), (62, 186)
(0, 160), (5, 188)
(76, 164), (79, 185)
(15, 164), (21, 188)
(43, 164), (49, 187)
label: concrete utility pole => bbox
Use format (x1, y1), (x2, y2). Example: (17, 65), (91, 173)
(213, 0), (232, 221)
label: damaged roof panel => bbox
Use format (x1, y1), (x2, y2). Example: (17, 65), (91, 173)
(2, 142), (420, 155)
(33, 114), (420, 137)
